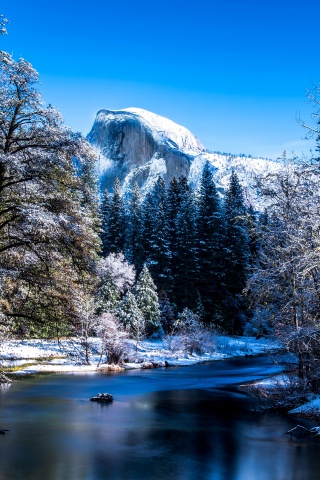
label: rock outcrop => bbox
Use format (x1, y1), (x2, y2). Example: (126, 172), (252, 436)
(87, 108), (203, 194)
(87, 107), (280, 207)
(89, 393), (113, 403)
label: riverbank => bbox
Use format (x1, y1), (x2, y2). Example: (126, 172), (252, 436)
(0, 335), (280, 375)
(242, 372), (320, 425)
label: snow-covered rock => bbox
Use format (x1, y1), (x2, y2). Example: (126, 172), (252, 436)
(87, 107), (281, 207)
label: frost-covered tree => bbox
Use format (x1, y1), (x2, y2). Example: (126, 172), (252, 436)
(166, 176), (189, 293)
(100, 189), (111, 257)
(158, 290), (175, 333)
(134, 264), (160, 336)
(248, 165), (320, 387)
(174, 184), (198, 310)
(197, 161), (225, 323)
(142, 177), (171, 289)
(174, 308), (214, 355)
(101, 177), (126, 255)
(0, 52), (100, 335)
(59, 294), (99, 365)
(117, 291), (145, 349)
(223, 170), (250, 332)
(96, 253), (135, 314)
(224, 170), (250, 294)
(96, 312), (128, 366)
(125, 182), (144, 269)
(98, 252), (135, 293)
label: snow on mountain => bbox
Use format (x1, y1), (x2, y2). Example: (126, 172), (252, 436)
(87, 107), (281, 208)
(189, 152), (281, 207)
(122, 108), (205, 155)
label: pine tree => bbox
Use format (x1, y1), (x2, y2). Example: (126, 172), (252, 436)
(197, 161), (225, 323)
(117, 291), (145, 349)
(134, 265), (160, 336)
(142, 177), (171, 289)
(96, 280), (120, 315)
(96, 252), (135, 315)
(165, 177), (181, 293)
(223, 170), (250, 332)
(174, 186), (198, 310)
(102, 178), (126, 255)
(141, 191), (154, 263)
(158, 290), (175, 333)
(166, 176), (191, 297)
(100, 189), (111, 257)
(125, 182), (144, 269)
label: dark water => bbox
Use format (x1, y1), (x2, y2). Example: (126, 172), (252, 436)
(0, 356), (319, 480)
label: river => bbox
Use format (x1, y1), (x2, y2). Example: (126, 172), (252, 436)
(0, 356), (319, 480)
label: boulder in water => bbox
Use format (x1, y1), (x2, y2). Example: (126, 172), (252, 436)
(90, 393), (113, 403)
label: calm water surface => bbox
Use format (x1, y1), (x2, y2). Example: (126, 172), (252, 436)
(0, 356), (319, 480)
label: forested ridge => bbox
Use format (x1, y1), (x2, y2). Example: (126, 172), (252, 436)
(101, 166), (251, 333)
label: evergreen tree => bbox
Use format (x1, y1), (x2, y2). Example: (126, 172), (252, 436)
(197, 161), (225, 323)
(166, 176), (191, 297)
(100, 189), (111, 257)
(96, 280), (120, 315)
(141, 191), (154, 263)
(165, 177), (181, 293)
(102, 178), (126, 255)
(142, 177), (171, 289)
(125, 182), (144, 269)
(96, 252), (135, 315)
(158, 290), (175, 333)
(117, 291), (145, 348)
(223, 170), (250, 332)
(134, 265), (160, 336)
(174, 186), (198, 310)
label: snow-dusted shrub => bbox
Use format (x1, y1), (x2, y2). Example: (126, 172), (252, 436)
(96, 312), (128, 365)
(173, 308), (216, 355)
(163, 333), (184, 353)
(248, 373), (311, 411)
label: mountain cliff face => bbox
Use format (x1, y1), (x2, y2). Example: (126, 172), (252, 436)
(87, 107), (280, 206)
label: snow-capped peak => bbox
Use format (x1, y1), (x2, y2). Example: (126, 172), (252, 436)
(88, 106), (280, 209)
(121, 107), (205, 155)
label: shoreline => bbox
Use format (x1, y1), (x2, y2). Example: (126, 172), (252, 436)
(0, 335), (280, 376)
(2, 336), (319, 425)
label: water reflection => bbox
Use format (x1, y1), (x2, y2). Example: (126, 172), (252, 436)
(0, 357), (319, 480)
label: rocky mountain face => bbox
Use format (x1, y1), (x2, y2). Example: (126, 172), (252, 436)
(87, 107), (280, 206)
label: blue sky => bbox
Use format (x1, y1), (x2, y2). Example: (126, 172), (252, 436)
(1, 0), (320, 159)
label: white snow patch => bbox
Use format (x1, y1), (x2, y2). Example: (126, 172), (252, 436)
(290, 396), (320, 416)
(0, 336), (280, 375)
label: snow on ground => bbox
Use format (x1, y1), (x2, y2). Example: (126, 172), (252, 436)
(0, 335), (280, 376)
(290, 397), (320, 417)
